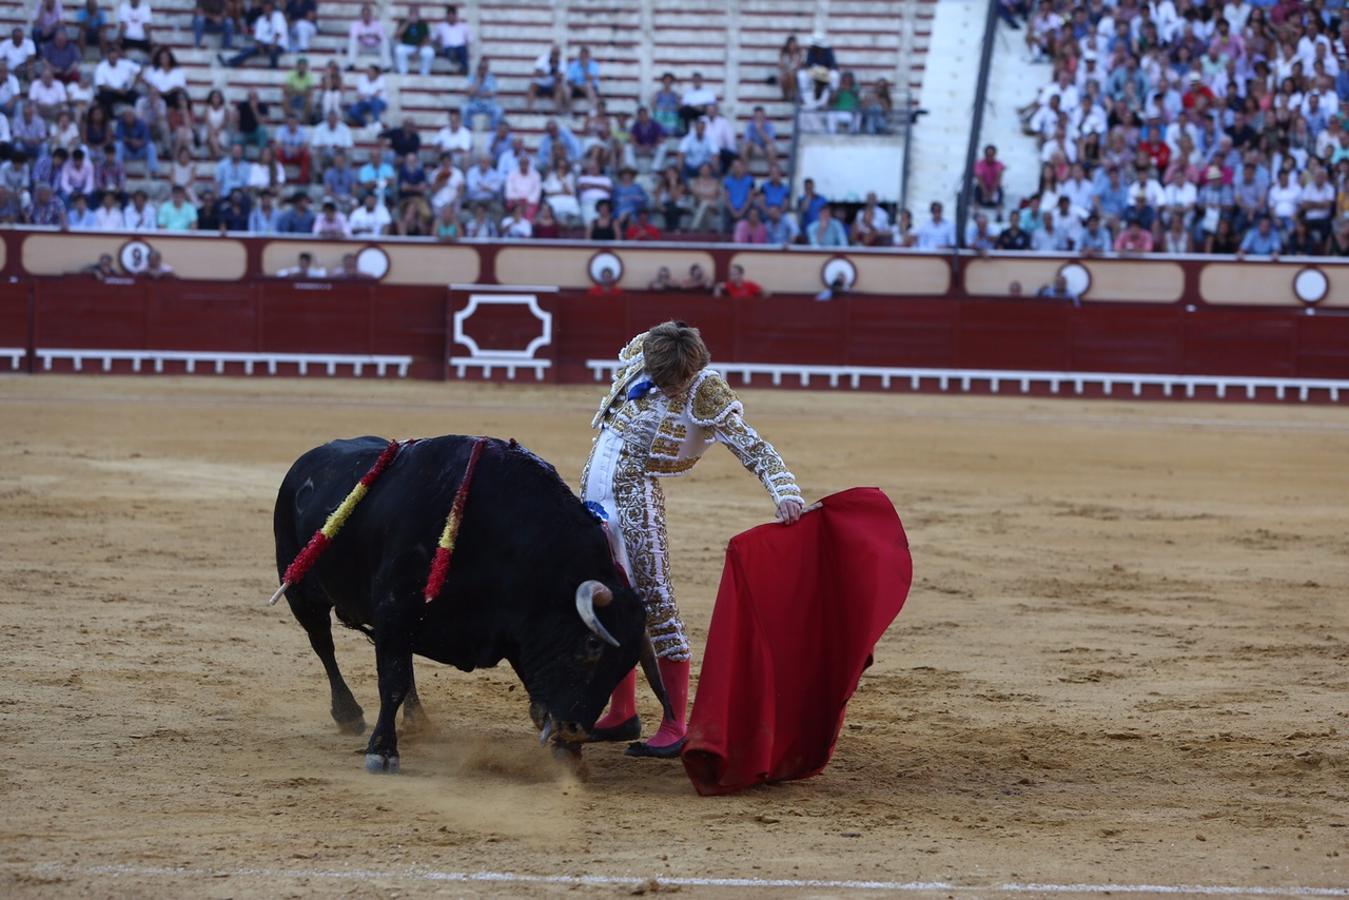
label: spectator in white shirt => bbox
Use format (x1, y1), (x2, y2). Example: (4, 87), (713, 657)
(313, 200), (351, 239)
(348, 63), (386, 127)
(278, 252), (326, 278)
(1300, 165), (1336, 246)
(221, 1), (288, 69)
(347, 4), (390, 70)
(500, 199), (532, 238)
(505, 154), (541, 219)
(28, 65), (68, 120)
(1267, 169), (1302, 232)
(348, 191), (391, 236)
(309, 108), (353, 167)
(432, 108), (472, 162)
(429, 153), (465, 215)
(93, 191), (126, 231)
(0, 28), (37, 78)
(915, 201), (956, 249)
(0, 60), (20, 116)
(703, 102), (737, 174)
(1031, 211), (1073, 251)
(94, 45), (140, 112)
(433, 5), (470, 75)
(117, 0), (154, 56)
(678, 71), (717, 131)
(123, 189), (157, 231)
(527, 46), (563, 111)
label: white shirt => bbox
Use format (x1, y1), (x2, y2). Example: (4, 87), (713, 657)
(433, 21), (470, 48)
(500, 215), (532, 238)
(247, 162), (285, 189)
(144, 66), (186, 94)
(1301, 181), (1335, 220)
(95, 58), (140, 90)
(916, 217), (956, 249)
(355, 72), (385, 100)
(0, 113), (9, 143)
(117, 2), (152, 40)
(123, 202), (157, 231)
(1164, 182), (1197, 210)
(533, 52), (558, 76)
(1268, 182), (1302, 218)
(349, 18), (386, 48)
(279, 265), (326, 278)
(254, 10), (289, 48)
(348, 203), (392, 235)
(0, 37), (36, 70)
(28, 79), (67, 106)
(433, 124), (472, 154)
(310, 120), (353, 149)
(704, 115), (736, 153)
(681, 85), (717, 107)
(430, 166), (464, 210)
(94, 205), (125, 231)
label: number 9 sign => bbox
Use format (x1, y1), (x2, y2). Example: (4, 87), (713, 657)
(119, 240), (153, 274)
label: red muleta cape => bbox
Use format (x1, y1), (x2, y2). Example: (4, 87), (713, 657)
(681, 487), (912, 796)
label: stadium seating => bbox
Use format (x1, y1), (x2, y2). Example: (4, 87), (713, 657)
(1, 0), (934, 205)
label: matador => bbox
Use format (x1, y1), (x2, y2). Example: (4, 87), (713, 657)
(580, 321), (804, 758)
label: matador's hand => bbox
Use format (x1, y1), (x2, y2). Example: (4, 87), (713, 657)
(776, 499), (804, 525)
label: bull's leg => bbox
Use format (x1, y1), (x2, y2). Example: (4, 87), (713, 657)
(286, 590), (365, 734)
(401, 666), (434, 735)
(364, 595), (415, 774)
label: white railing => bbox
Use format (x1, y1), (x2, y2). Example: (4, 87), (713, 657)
(35, 349), (413, 377)
(586, 359), (1348, 402)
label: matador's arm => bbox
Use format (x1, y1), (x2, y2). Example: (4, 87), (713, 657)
(690, 372), (803, 506)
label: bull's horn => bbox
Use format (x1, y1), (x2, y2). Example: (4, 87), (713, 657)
(575, 581), (620, 647)
(640, 632), (675, 722)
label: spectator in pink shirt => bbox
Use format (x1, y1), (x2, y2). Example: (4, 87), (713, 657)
(973, 143), (1005, 211)
(346, 3), (389, 70)
(504, 155), (541, 220)
(733, 205), (768, 244)
(1114, 220), (1154, 254)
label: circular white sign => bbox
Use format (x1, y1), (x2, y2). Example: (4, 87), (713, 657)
(1058, 262), (1091, 298)
(356, 246), (390, 280)
(588, 251), (623, 284)
(821, 257), (856, 289)
(1293, 267), (1328, 304)
(120, 240), (153, 274)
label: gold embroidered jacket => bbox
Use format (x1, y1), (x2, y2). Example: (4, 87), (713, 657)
(591, 333), (803, 505)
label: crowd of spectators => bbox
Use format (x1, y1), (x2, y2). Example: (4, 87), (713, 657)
(988, 0), (1349, 257)
(0, 3), (923, 250)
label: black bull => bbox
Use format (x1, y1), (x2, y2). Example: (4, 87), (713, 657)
(273, 435), (668, 773)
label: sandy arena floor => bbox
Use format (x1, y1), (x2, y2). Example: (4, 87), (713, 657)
(0, 376), (1346, 898)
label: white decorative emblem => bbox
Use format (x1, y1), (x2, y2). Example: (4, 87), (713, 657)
(1293, 267), (1328, 304)
(450, 293), (554, 380)
(119, 240), (153, 273)
(588, 251), (624, 284)
(821, 256), (856, 289)
(1058, 262), (1091, 297)
(356, 246), (390, 279)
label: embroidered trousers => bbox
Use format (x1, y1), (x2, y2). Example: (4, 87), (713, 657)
(581, 428), (690, 661)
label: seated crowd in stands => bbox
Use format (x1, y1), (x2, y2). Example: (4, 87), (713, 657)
(0, 6), (895, 249)
(0, 7), (915, 251)
(985, 0), (1349, 257)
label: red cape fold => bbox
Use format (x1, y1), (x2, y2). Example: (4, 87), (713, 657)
(681, 487), (912, 796)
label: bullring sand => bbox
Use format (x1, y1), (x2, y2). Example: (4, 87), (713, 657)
(0, 376), (1346, 897)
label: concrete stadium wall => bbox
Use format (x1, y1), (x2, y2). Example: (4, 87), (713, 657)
(1, 230), (1347, 402)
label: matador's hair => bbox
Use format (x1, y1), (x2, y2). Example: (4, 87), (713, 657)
(643, 321), (710, 391)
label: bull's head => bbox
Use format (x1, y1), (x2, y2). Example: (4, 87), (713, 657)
(520, 580), (672, 747)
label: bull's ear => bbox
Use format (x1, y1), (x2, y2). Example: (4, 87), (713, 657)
(575, 580), (619, 646)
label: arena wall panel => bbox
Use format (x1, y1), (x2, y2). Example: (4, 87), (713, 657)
(3, 231), (1347, 402)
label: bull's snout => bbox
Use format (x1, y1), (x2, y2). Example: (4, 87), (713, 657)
(533, 707), (589, 746)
